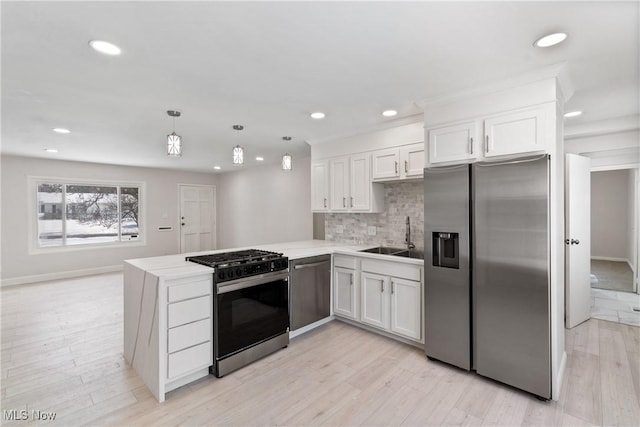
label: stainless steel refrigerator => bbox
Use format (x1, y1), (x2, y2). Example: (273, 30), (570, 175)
(424, 155), (551, 399)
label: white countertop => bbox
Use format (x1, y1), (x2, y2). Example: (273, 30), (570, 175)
(125, 240), (424, 277)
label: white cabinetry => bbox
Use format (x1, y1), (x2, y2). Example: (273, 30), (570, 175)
(426, 103), (553, 166)
(316, 153), (383, 213)
(360, 259), (422, 342)
(333, 255), (358, 319)
(428, 122), (478, 165)
(332, 254), (423, 344)
(311, 160), (330, 212)
(123, 265), (213, 403)
(372, 143), (425, 181)
(361, 272), (388, 330)
(483, 105), (549, 158)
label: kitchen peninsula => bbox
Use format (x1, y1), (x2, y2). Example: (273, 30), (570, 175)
(123, 240), (424, 402)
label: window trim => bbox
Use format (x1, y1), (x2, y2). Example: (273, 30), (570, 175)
(28, 176), (146, 254)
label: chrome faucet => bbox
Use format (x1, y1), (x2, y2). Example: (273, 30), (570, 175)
(405, 216), (415, 251)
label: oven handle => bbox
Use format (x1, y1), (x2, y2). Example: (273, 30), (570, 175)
(217, 270), (289, 294)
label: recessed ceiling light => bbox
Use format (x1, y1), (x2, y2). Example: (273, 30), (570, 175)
(310, 112), (325, 120)
(534, 32), (567, 48)
(213, 166), (221, 170)
(89, 40), (122, 55)
(382, 110), (398, 117)
(564, 110), (582, 118)
(44, 148), (58, 153)
(256, 156), (264, 161)
(52, 128), (71, 134)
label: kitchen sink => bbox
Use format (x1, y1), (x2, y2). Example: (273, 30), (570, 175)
(359, 246), (406, 255)
(392, 250), (424, 260)
(359, 246), (424, 260)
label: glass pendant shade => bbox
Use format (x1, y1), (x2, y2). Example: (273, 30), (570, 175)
(167, 132), (182, 157)
(233, 145), (244, 165)
(282, 153), (292, 170)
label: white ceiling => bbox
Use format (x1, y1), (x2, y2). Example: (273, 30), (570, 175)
(2, 1), (638, 173)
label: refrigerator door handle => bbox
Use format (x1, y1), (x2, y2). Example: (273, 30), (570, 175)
(475, 154), (549, 168)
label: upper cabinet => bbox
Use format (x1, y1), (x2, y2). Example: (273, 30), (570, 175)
(428, 122), (478, 165)
(483, 105), (548, 158)
(426, 103), (554, 167)
(372, 142), (425, 181)
(311, 160), (330, 212)
(313, 154), (383, 213)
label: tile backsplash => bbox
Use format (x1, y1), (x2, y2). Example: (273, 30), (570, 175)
(325, 181), (424, 250)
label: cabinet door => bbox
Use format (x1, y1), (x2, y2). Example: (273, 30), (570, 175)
(330, 157), (349, 211)
(334, 267), (357, 319)
(360, 272), (389, 330)
(350, 153), (371, 211)
(428, 122), (478, 165)
(483, 105), (548, 158)
(372, 148), (400, 180)
(390, 277), (422, 341)
(400, 143), (425, 178)
(311, 161), (330, 212)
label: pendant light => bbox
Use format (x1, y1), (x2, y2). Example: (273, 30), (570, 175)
(166, 110), (182, 157)
(232, 125), (244, 165)
(281, 136), (292, 171)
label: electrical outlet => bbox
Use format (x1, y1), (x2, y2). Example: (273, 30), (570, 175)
(367, 226), (377, 236)
(336, 225), (344, 234)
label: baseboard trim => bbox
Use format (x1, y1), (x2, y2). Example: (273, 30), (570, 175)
(591, 256), (629, 263)
(1, 265), (123, 287)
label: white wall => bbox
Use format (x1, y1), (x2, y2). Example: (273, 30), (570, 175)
(1, 155), (218, 284)
(217, 158), (313, 248)
(591, 169), (630, 260)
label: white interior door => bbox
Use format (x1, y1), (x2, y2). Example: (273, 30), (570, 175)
(565, 154), (591, 328)
(180, 185), (216, 253)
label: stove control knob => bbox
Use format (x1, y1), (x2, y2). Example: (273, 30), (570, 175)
(227, 270), (234, 279)
(236, 268), (242, 277)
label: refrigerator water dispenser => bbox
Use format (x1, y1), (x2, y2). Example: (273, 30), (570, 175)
(432, 232), (459, 269)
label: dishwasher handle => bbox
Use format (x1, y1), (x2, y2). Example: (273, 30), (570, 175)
(293, 260), (330, 270)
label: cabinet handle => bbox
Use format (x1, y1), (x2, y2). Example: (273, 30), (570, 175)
(404, 160), (408, 173)
(343, 197), (346, 208)
(485, 135), (489, 153)
(395, 161), (398, 174)
(323, 198), (327, 208)
(350, 196), (354, 207)
(380, 282), (384, 293)
(350, 274), (353, 285)
(469, 137), (474, 155)
(392, 282), (395, 294)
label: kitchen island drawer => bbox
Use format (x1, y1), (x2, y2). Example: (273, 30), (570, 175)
(168, 295), (211, 328)
(167, 342), (212, 379)
(168, 319), (211, 353)
(167, 277), (211, 302)
(334, 255), (357, 270)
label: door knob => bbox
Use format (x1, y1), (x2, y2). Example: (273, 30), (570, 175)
(181, 222), (185, 226)
(571, 239), (580, 245)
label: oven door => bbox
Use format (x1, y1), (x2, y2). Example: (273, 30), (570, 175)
(214, 270), (289, 361)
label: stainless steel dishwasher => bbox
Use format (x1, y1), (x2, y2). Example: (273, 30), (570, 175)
(290, 255), (331, 331)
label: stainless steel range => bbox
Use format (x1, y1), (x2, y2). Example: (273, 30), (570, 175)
(186, 249), (289, 377)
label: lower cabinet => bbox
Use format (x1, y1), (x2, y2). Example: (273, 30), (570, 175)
(361, 272), (422, 341)
(334, 266), (358, 320)
(333, 254), (423, 344)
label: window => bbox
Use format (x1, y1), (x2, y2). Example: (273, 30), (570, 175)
(35, 180), (142, 249)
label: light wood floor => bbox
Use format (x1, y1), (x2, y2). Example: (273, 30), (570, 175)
(1, 273), (639, 426)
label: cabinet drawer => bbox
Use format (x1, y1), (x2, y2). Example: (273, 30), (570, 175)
(168, 318), (211, 353)
(168, 295), (211, 328)
(167, 341), (212, 379)
(361, 259), (421, 282)
(334, 255), (357, 270)
(167, 277), (212, 302)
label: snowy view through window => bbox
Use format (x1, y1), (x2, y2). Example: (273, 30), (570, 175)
(37, 183), (140, 247)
